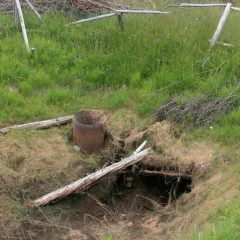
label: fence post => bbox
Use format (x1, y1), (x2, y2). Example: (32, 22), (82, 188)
(116, 11), (124, 31)
(13, 0), (19, 26)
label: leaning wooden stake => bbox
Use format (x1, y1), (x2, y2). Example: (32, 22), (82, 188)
(65, 12), (116, 26)
(210, 3), (232, 48)
(33, 145), (151, 206)
(15, 0), (30, 51)
(24, 0), (44, 24)
(0, 115), (74, 134)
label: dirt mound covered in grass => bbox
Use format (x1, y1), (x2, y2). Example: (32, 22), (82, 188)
(0, 109), (238, 239)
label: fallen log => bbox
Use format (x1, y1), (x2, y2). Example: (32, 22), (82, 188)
(0, 115), (73, 134)
(33, 145), (151, 206)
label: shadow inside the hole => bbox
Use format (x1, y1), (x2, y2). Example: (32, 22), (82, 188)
(109, 172), (192, 213)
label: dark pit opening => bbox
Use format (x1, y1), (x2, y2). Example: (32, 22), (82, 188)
(111, 171), (192, 211)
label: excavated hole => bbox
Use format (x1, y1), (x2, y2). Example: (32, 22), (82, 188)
(111, 170), (192, 209)
(85, 164), (193, 219)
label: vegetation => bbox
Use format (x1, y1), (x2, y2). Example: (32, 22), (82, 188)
(0, 5), (240, 239)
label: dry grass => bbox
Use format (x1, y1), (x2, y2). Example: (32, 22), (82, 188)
(0, 109), (238, 239)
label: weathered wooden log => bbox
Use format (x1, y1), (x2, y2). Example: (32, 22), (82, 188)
(0, 115), (73, 134)
(210, 3), (232, 48)
(33, 147), (151, 206)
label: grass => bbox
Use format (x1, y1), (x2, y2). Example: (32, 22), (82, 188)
(0, 3), (240, 239)
(0, 9), (239, 131)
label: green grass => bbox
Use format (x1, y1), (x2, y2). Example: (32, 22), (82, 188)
(192, 186), (240, 240)
(0, 9), (239, 139)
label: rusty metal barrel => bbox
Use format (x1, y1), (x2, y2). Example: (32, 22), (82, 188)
(73, 110), (106, 155)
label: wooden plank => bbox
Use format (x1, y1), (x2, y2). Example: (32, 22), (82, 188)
(33, 147), (151, 206)
(24, 0), (44, 24)
(231, 7), (240, 12)
(0, 115), (74, 134)
(140, 170), (192, 179)
(15, 0), (30, 51)
(168, 4), (227, 7)
(116, 10), (169, 14)
(210, 3), (232, 48)
(65, 13), (116, 26)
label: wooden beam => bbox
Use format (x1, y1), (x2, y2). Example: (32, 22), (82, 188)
(65, 13), (116, 26)
(15, 0), (30, 51)
(33, 147), (151, 206)
(140, 170), (192, 179)
(210, 3), (232, 48)
(116, 10), (169, 14)
(168, 4), (228, 7)
(24, 0), (44, 24)
(0, 115), (74, 134)
(231, 7), (240, 12)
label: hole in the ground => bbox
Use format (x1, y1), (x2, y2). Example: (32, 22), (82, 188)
(111, 171), (192, 210)
(85, 166), (193, 218)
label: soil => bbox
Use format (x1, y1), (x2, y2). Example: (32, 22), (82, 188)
(74, 110), (106, 126)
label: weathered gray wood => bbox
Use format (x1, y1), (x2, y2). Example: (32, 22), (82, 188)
(65, 13), (116, 26)
(231, 7), (240, 11)
(134, 140), (147, 155)
(15, 0), (30, 51)
(24, 0), (44, 24)
(33, 147), (151, 206)
(0, 115), (74, 134)
(66, 10), (170, 27)
(168, 4), (227, 7)
(140, 170), (192, 179)
(116, 10), (169, 14)
(210, 3), (232, 48)
(116, 11), (124, 31)
(13, 0), (19, 26)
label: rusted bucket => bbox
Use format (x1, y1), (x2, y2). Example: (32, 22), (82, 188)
(73, 110), (106, 155)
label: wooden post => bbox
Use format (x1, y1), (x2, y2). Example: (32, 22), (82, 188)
(13, 0), (19, 26)
(210, 3), (232, 48)
(15, 0), (30, 52)
(116, 11), (124, 31)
